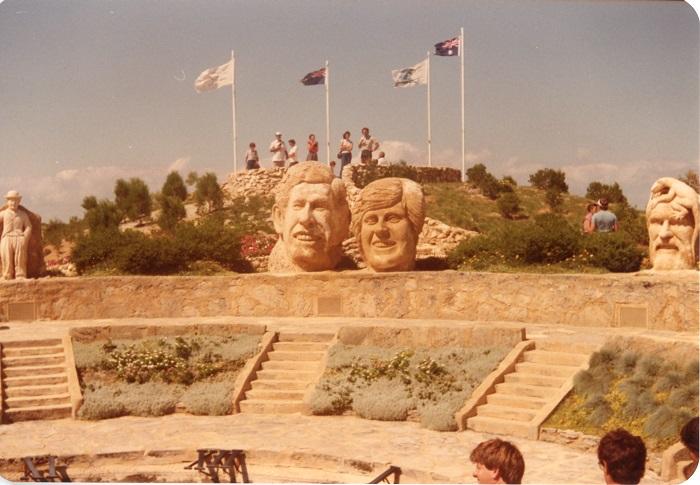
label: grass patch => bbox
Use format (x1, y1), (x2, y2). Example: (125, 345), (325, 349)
(544, 342), (699, 450)
(75, 334), (260, 418)
(307, 344), (510, 431)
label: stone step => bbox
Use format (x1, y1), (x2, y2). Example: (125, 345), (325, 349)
(261, 360), (319, 372)
(467, 415), (532, 439)
(277, 333), (335, 343)
(5, 393), (72, 409)
(267, 351), (325, 362)
(250, 379), (309, 391)
(2, 353), (65, 368)
(3, 373), (68, 387)
(515, 362), (580, 378)
(4, 383), (69, 398)
(255, 369), (317, 381)
(476, 404), (536, 422)
(495, 382), (553, 399)
(3, 364), (66, 378)
(535, 340), (598, 354)
(4, 403), (72, 422)
(486, 393), (547, 410)
(3, 345), (64, 358)
(504, 372), (566, 388)
(272, 342), (330, 352)
(245, 389), (306, 401)
(522, 350), (588, 367)
(239, 399), (304, 414)
(1, 339), (63, 349)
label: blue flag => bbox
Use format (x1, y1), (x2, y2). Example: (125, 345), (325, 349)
(434, 36), (460, 56)
(301, 68), (326, 86)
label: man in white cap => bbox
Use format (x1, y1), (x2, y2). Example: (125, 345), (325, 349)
(0, 190), (33, 280)
(269, 131), (287, 168)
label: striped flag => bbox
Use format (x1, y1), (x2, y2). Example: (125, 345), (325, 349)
(301, 67), (326, 86)
(194, 60), (234, 93)
(391, 59), (428, 88)
(434, 36), (460, 56)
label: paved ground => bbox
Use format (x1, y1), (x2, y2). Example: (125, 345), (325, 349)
(0, 413), (663, 484)
(0, 316), (693, 483)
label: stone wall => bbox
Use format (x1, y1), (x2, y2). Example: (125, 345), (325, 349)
(1, 271), (697, 331)
(348, 164), (462, 186)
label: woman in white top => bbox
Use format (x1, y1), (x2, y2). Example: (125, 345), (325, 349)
(338, 131), (353, 177)
(287, 139), (298, 167)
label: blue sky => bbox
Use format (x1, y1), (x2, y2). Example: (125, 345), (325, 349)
(0, 0), (697, 221)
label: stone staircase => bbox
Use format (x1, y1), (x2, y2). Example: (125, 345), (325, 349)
(1, 338), (73, 422)
(467, 343), (591, 439)
(240, 332), (334, 414)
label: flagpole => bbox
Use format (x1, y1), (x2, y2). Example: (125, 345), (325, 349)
(325, 60), (331, 166)
(427, 52), (432, 167)
(231, 50), (237, 173)
(460, 27), (465, 182)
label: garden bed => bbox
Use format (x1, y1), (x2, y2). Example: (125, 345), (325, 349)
(74, 334), (261, 419)
(306, 343), (510, 431)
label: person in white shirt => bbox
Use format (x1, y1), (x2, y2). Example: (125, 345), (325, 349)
(376, 151), (388, 166)
(287, 139), (299, 167)
(269, 132), (287, 168)
(358, 127), (379, 162)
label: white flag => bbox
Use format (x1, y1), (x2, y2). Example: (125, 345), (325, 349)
(391, 59), (428, 88)
(194, 60), (234, 93)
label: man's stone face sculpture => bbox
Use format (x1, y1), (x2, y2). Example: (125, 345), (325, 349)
(360, 201), (416, 272)
(270, 161), (350, 272)
(646, 177), (699, 270)
(352, 177), (425, 272)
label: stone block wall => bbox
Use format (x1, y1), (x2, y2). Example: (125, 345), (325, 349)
(0, 271), (697, 331)
(349, 164), (461, 187)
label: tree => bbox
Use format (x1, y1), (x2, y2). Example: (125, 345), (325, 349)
(114, 178), (152, 222)
(497, 192), (521, 219)
(194, 172), (224, 213)
(528, 168), (569, 193)
(679, 169), (700, 193)
(545, 188), (564, 211)
(585, 181), (628, 204)
(466, 163), (488, 186)
(465, 163), (505, 199)
(157, 194), (186, 232)
(84, 199), (121, 232)
(162, 171), (188, 201)
(81, 195), (98, 211)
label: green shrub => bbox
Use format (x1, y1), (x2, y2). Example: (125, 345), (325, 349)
(115, 178), (152, 222)
(180, 381), (234, 415)
(583, 232), (643, 272)
(497, 192), (521, 219)
(79, 383), (183, 420)
(352, 378), (414, 421)
(72, 229), (142, 274)
(417, 395), (466, 431)
(351, 162), (419, 188)
(157, 195), (187, 232)
(528, 168), (568, 193)
(194, 172), (224, 213)
(545, 188), (564, 211)
(115, 233), (186, 275)
(162, 171), (188, 201)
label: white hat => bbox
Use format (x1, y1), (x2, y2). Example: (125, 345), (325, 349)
(275, 131), (282, 136)
(4, 190), (21, 200)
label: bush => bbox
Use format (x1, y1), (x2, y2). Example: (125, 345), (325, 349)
(162, 171), (188, 201)
(115, 233), (186, 275)
(514, 215), (580, 264)
(174, 217), (245, 270)
(78, 383), (183, 420)
(417, 395), (467, 431)
(497, 192), (521, 219)
(583, 232), (643, 272)
(545, 188), (564, 211)
(83, 199), (121, 232)
(586, 182), (628, 205)
(352, 378), (414, 421)
(180, 381), (235, 415)
(528, 168), (568, 193)
(157, 195), (186, 232)
(72, 229), (143, 274)
(351, 162), (418, 188)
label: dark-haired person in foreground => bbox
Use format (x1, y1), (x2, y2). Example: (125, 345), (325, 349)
(681, 416), (699, 480)
(597, 429), (646, 484)
(470, 438), (525, 484)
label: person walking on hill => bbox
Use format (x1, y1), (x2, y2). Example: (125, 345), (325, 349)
(592, 198), (618, 232)
(245, 142), (260, 170)
(306, 134), (319, 161)
(338, 131), (353, 177)
(269, 131), (287, 168)
(582, 202), (598, 234)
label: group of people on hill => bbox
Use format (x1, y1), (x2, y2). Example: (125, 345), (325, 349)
(244, 127), (387, 176)
(583, 198), (619, 234)
(469, 417), (698, 484)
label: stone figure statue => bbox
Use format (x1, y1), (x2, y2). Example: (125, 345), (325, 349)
(351, 177), (425, 272)
(268, 161), (351, 272)
(0, 190), (33, 280)
(645, 177), (699, 270)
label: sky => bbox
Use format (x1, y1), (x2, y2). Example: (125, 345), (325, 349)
(0, 0), (698, 221)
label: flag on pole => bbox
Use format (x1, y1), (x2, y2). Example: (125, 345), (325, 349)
(434, 36), (460, 56)
(194, 60), (234, 93)
(300, 67), (326, 85)
(391, 59), (428, 88)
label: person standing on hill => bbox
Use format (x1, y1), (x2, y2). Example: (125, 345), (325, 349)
(592, 198), (618, 232)
(245, 142), (260, 170)
(269, 131), (287, 168)
(287, 139), (299, 167)
(306, 134), (319, 161)
(338, 131), (353, 177)
(358, 127), (379, 162)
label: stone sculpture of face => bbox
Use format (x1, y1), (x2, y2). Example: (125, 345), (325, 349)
(646, 177), (699, 271)
(647, 203), (695, 270)
(277, 182), (335, 269)
(360, 201), (416, 272)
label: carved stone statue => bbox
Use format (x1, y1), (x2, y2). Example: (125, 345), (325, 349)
(0, 190), (36, 280)
(351, 177), (425, 272)
(645, 177), (699, 270)
(268, 161), (351, 272)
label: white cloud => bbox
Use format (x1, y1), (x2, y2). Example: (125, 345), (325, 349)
(168, 157), (190, 172)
